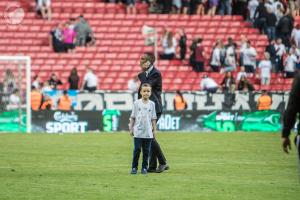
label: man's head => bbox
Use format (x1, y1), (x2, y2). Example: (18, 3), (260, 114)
(140, 53), (155, 71)
(140, 83), (152, 100)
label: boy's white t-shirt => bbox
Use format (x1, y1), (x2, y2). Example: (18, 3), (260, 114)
(131, 99), (157, 139)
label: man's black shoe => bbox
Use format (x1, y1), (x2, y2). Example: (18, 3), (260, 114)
(147, 168), (157, 173)
(156, 164), (169, 173)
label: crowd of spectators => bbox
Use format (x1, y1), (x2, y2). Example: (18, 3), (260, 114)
(49, 16), (95, 53)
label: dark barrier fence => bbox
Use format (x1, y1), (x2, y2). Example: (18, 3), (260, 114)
(42, 90), (289, 112)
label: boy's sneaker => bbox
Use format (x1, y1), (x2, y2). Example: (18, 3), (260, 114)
(130, 168), (137, 174)
(141, 168), (147, 175)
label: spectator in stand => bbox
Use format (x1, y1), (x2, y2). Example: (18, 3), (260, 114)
(177, 28), (187, 60)
(234, 0), (248, 20)
(81, 67), (98, 92)
(57, 90), (72, 111)
(41, 81), (52, 94)
(68, 68), (80, 90)
(257, 90), (272, 110)
(161, 0), (172, 13)
(237, 75), (255, 91)
(239, 35), (248, 67)
(274, 3), (284, 22)
(284, 48), (298, 78)
(48, 73), (62, 90)
(288, 0), (300, 18)
(196, 0), (207, 15)
(266, 7), (277, 40)
(173, 90), (187, 111)
(276, 13), (294, 48)
(8, 89), (21, 110)
(221, 71), (235, 92)
(207, 0), (219, 16)
(160, 31), (177, 60)
(126, 0), (137, 14)
(63, 22), (77, 53)
(248, 0), (259, 23)
(49, 23), (67, 53)
(218, 0), (232, 15)
(258, 52), (272, 85)
(32, 75), (41, 90)
(3, 69), (16, 94)
(190, 38), (206, 72)
(210, 39), (223, 72)
(242, 41), (257, 74)
(127, 76), (140, 92)
(274, 37), (286, 73)
(200, 74), (219, 93)
(182, 0), (191, 14)
(172, 0), (182, 14)
(31, 86), (43, 111)
(291, 24), (300, 49)
(254, 0), (268, 34)
(36, 0), (52, 21)
(224, 38), (237, 72)
(236, 66), (248, 81)
(265, 39), (276, 68)
(74, 16), (93, 47)
(41, 95), (53, 110)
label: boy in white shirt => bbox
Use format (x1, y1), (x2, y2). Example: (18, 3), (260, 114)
(258, 52), (273, 85)
(129, 83), (157, 175)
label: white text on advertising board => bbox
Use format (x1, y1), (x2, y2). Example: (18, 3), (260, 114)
(46, 111), (88, 133)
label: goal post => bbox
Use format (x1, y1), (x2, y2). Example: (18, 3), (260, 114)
(0, 56), (31, 133)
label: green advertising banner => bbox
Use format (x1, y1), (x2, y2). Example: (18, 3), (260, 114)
(201, 110), (281, 132)
(0, 110), (26, 133)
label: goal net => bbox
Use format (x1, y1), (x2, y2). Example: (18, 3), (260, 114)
(0, 56), (31, 133)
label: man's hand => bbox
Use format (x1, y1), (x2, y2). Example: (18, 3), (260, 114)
(282, 137), (292, 154)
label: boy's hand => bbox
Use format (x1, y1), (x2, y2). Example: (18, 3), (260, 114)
(129, 129), (134, 136)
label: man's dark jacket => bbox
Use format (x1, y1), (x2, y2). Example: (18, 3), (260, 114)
(138, 66), (163, 114)
(282, 71), (300, 138)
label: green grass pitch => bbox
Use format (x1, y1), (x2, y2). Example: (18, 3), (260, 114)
(0, 132), (298, 200)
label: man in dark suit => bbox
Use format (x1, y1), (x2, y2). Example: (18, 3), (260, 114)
(137, 53), (169, 173)
(282, 71), (300, 175)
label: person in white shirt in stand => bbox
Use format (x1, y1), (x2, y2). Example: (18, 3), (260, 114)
(242, 41), (257, 74)
(247, 0), (259, 23)
(127, 76), (140, 93)
(291, 24), (300, 49)
(274, 38), (286, 73)
(200, 74), (219, 93)
(81, 67), (98, 92)
(37, 0), (52, 21)
(210, 40), (222, 72)
(8, 89), (21, 110)
(32, 75), (41, 90)
(160, 31), (177, 60)
(284, 48), (298, 78)
(236, 66), (248, 81)
(258, 52), (273, 85)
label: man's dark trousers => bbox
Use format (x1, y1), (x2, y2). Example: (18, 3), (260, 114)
(149, 113), (167, 170)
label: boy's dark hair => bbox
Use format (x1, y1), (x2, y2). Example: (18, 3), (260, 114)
(141, 83), (152, 89)
(63, 90), (68, 95)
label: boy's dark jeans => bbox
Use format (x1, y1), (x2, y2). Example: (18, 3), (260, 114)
(132, 138), (152, 170)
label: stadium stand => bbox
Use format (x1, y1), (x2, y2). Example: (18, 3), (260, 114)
(0, 1), (292, 91)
